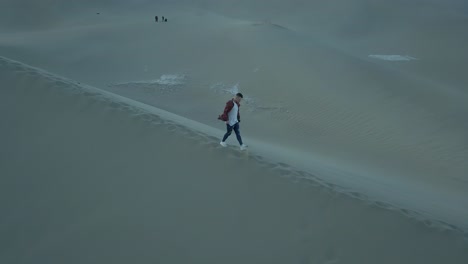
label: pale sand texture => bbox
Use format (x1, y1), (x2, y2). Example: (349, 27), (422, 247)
(1, 0), (468, 263)
(2, 1), (467, 228)
(1, 55), (468, 264)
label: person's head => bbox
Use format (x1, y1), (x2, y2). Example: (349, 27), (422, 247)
(234, 92), (243, 103)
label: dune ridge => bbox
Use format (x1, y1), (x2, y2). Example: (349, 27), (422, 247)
(1, 1), (468, 262)
(2, 56), (468, 264)
(2, 55), (467, 237)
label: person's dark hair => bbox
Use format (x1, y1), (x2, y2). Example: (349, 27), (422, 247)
(236, 93), (243, 98)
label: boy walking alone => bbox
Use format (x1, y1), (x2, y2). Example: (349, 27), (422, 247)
(218, 93), (247, 150)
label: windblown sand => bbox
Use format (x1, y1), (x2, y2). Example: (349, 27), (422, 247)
(1, 1), (468, 263)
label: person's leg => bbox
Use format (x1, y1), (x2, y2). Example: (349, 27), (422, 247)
(233, 123), (243, 145)
(222, 124), (233, 142)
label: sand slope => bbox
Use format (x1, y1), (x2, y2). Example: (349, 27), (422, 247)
(1, 1), (468, 262)
(2, 2), (467, 230)
(1, 56), (468, 264)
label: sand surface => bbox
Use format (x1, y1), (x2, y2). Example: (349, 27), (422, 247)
(1, 1), (468, 263)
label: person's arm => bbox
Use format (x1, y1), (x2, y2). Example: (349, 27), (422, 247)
(218, 101), (234, 121)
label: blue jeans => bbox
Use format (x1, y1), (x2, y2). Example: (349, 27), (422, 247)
(222, 122), (243, 145)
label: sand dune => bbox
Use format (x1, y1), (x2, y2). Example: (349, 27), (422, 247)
(1, 0), (468, 262)
(1, 55), (468, 264)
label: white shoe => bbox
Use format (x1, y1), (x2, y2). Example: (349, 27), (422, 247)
(240, 144), (248, 150)
(220, 141), (227, 147)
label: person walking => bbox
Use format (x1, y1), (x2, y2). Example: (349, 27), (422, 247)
(218, 93), (247, 150)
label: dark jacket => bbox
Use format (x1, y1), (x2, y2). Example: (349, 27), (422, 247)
(218, 99), (240, 122)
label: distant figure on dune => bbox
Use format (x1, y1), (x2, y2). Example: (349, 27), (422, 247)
(218, 93), (247, 150)
(155, 16), (167, 23)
